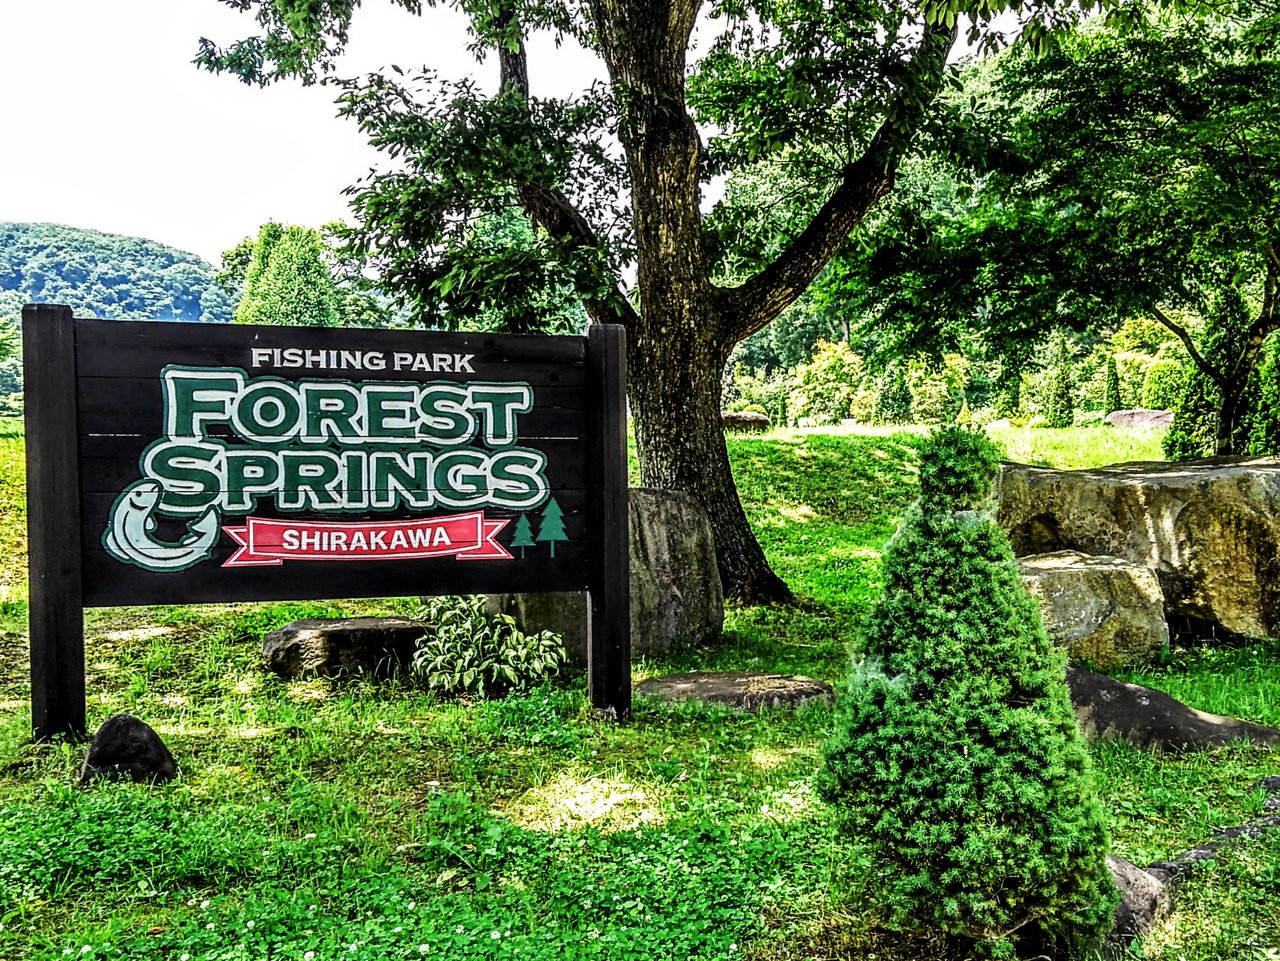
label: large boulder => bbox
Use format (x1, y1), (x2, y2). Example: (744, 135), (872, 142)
(1103, 409), (1173, 429)
(488, 488), (723, 664)
(1019, 551), (1169, 670)
(1067, 666), (1280, 751)
(998, 458), (1280, 639)
(262, 616), (428, 679)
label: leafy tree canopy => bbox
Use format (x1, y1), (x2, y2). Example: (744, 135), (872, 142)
(196, 0), (1116, 601)
(833, 6), (1280, 449)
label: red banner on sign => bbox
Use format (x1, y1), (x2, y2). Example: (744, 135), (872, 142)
(222, 512), (512, 568)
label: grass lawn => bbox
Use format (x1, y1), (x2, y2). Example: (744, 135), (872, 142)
(0, 421), (1276, 961)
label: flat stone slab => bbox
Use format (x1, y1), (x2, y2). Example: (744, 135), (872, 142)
(635, 671), (832, 712)
(1068, 666), (1280, 751)
(1103, 409), (1173, 429)
(262, 616), (427, 680)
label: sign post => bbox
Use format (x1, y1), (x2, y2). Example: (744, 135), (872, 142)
(24, 308), (631, 738)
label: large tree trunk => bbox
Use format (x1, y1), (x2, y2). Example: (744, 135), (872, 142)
(628, 301), (792, 603)
(590, 0), (790, 602)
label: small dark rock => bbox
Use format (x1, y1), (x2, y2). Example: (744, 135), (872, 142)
(1104, 856), (1171, 956)
(635, 671), (832, 712)
(262, 616), (428, 680)
(80, 714), (177, 785)
(1067, 666), (1280, 751)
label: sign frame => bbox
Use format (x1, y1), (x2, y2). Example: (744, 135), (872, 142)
(23, 304), (631, 738)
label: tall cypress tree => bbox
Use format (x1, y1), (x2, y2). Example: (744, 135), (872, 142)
(1044, 333), (1075, 428)
(1102, 355), (1121, 415)
(235, 224), (338, 327)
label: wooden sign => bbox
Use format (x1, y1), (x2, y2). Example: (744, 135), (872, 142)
(23, 305), (630, 738)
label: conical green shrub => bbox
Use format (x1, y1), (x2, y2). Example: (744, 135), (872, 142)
(818, 426), (1115, 959)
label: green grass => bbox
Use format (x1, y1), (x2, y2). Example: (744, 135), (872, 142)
(986, 422), (1167, 470)
(0, 422), (1276, 961)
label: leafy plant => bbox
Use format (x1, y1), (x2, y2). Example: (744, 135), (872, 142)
(1140, 358), (1186, 411)
(873, 362), (913, 424)
(787, 339), (863, 426)
(819, 426), (1116, 958)
(412, 596), (567, 698)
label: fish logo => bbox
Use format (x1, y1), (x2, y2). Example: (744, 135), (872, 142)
(102, 480), (219, 572)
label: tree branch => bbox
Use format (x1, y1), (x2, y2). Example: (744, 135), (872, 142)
(1150, 303), (1224, 388)
(496, 11), (639, 328)
(720, 19), (959, 343)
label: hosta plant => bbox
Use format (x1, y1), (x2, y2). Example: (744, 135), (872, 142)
(412, 595), (567, 698)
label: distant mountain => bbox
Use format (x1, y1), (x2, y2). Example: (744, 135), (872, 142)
(0, 222), (233, 325)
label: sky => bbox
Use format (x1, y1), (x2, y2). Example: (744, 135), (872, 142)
(0, 0), (601, 264)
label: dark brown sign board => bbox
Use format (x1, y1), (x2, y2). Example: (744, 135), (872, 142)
(23, 304), (630, 739)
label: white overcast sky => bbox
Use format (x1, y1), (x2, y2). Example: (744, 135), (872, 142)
(0, 0), (601, 264)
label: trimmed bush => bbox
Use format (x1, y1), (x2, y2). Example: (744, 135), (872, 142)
(787, 340), (862, 426)
(819, 426), (1116, 959)
(908, 355), (968, 424)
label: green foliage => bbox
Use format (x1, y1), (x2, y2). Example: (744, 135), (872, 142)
(1111, 317), (1179, 355)
(819, 427), (1115, 957)
(915, 425), (1002, 513)
(1140, 358), (1186, 411)
(1044, 334), (1076, 429)
(724, 364), (792, 426)
(1247, 335), (1280, 456)
(412, 596), (566, 698)
(1163, 288), (1253, 460)
(837, 10), (1280, 426)
(234, 223), (339, 327)
(787, 340), (862, 426)
(1102, 355), (1121, 415)
(993, 370), (1022, 419)
(908, 355), (968, 425)
(873, 363), (913, 424)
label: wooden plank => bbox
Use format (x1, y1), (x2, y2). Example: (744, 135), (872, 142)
(81, 491), (590, 607)
(24, 304), (86, 740)
(73, 379), (590, 437)
(585, 325), (631, 721)
(73, 318), (588, 377)
(82, 543), (591, 607)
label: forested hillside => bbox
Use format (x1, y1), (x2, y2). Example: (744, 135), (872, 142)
(0, 222), (232, 326)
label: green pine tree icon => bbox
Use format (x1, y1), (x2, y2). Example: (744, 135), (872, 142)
(536, 497), (568, 557)
(510, 513), (536, 559)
